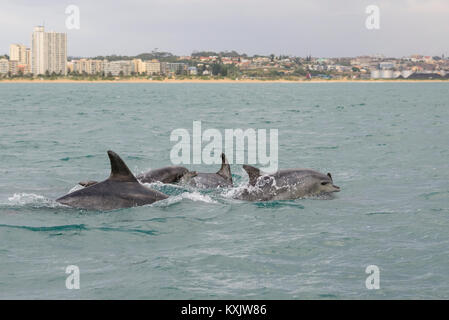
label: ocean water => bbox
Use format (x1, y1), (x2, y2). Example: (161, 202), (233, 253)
(0, 82), (448, 299)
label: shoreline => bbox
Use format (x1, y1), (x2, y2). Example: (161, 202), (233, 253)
(0, 78), (448, 84)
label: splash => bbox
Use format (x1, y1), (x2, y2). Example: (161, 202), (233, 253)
(6, 193), (61, 208)
(154, 191), (218, 207)
(68, 184), (84, 193)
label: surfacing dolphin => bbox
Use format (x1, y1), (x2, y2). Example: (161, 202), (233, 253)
(137, 166), (193, 184)
(235, 165), (340, 201)
(57, 151), (168, 210)
(79, 166), (194, 187)
(181, 153), (233, 189)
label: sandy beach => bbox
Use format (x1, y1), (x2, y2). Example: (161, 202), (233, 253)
(0, 78), (448, 83)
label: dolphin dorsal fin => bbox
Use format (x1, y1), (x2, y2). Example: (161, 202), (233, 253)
(107, 150), (138, 182)
(243, 164), (261, 186)
(216, 153), (232, 182)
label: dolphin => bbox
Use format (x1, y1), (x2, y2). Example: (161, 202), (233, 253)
(57, 151), (168, 210)
(181, 153), (233, 189)
(79, 166), (195, 187)
(236, 165), (340, 201)
(137, 166), (194, 184)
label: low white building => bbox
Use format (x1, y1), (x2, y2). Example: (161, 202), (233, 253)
(145, 60), (161, 75)
(188, 66), (197, 75)
(72, 59), (104, 74)
(0, 59), (9, 74)
(103, 60), (134, 76)
(9, 60), (18, 75)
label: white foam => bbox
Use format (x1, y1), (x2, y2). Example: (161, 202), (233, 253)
(155, 191), (218, 207)
(7, 193), (60, 207)
(221, 180), (251, 199)
(68, 184), (84, 193)
(181, 192), (218, 203)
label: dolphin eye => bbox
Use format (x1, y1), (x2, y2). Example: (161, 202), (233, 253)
(321, 182), (329, 185)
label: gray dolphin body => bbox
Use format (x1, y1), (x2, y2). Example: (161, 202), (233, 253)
(136, 166), (191, 184)
(236, 165), (340, 201)
(79, 166), (193, 187)
(181, 153), (233, 189)
(57, 151), (168, 210)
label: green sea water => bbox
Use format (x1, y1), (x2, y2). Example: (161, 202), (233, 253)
(0, 83), (448, 299)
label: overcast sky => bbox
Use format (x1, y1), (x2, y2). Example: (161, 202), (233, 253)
(1, 0), (448, 58)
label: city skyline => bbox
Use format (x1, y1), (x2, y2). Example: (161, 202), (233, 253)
(1, 0), (448, 58)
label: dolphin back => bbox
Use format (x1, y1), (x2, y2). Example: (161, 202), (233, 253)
(57, 150), (168, 210)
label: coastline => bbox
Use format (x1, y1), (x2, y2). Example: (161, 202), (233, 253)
(0, 78), (448, 83)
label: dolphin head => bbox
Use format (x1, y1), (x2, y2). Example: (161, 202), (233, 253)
(179, 170), (198, 184)
(317, 172), (340, 193)
(174, 167), (190, 180)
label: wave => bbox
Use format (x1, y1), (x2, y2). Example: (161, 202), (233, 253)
(0, 223), (158, 236)
(253, 201), (305, 209)
(366, 211), (396, 216)
(420, 191), (449, 200)
(0, 223), (87, 232)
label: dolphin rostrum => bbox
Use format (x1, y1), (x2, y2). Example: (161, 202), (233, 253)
(181, 153), (233, 189)
(57, 151), (168, 210)
(236, 165), (340, 201)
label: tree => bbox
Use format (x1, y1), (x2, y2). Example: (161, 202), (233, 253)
(212, 63), (221, 76)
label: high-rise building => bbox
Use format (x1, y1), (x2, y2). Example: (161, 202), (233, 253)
(25, 48), (31, 73)
(31, 26), (67, 75)
(10, 44), (28, 64)
(10, 44), (32, 74)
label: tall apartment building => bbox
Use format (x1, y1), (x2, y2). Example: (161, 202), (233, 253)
(10, 44), (28, 64)
(31, 26), (67, 75)
(10, 44), (31, 74)
(24, 48), (31, 73)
